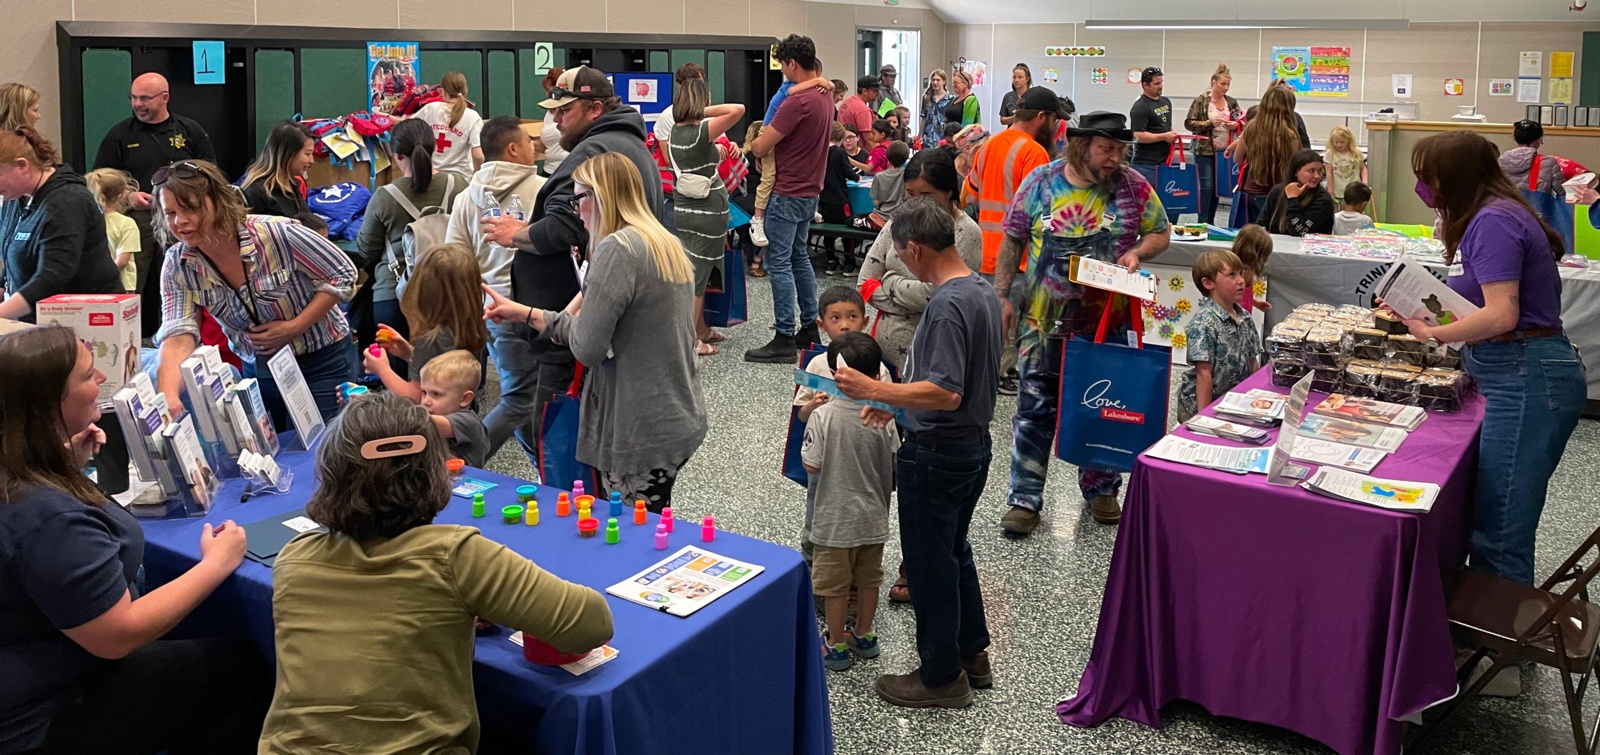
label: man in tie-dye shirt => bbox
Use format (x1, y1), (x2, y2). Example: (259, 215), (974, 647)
(990, 111), (1171, 536)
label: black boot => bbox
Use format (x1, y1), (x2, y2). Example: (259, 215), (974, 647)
(744, 332), (799, 363)
(794, 323), (820, 349)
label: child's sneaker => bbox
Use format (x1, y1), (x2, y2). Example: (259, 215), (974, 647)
(848, 630), (880, 659)
(750, 216), (769, 246)
(824, 642), (854, 671)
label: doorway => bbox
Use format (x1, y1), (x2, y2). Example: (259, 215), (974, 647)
(857, 29), (919, 134)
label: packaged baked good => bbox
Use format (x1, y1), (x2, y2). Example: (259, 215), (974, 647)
(1303, 327), (1350, 369)
(1310, 367), (1344, 393)
(1372, 309), (1406, 335)
(1343, 361), (1384, 398)
(1385, 334), (1427, 366)
(1414, 369), (1467, 412)
(1272, 360), (1310, 387)
(1378, 368), (1418, 403)
(1424, 344), (1462, 370)
(1349, 327), (1389, 361)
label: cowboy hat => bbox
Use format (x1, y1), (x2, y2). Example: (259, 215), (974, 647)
(1067, 111), (1134, 143)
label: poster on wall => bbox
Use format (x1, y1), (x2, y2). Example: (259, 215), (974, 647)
(1520, 51), (1543, 78)
(1093, 67), (1109, 85)
(1552, 51), (1575, 78)
(1273, 47), (1312, 92)
(1489, 79), (1515, 96)
(1392, 74), (1413, 98)
(1307, 47), (1351, 97)
(1518, 77), (1543, 104)
(1141, 264), (1268, 365)
(1443, 78), (1465, 97)
(955, 58), (988, 86)
(367, 41), (419, 114)
(1127, 68), (1142, 84)
(1043, 68), (1059, 83)
(1045, 46), (1106, 57)
(1551, 77), (1574, 104)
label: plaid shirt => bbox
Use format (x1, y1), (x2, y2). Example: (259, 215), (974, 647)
(156, 214), (356, 362)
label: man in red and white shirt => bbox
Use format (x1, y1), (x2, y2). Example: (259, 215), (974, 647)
(838, 77), (881, 137)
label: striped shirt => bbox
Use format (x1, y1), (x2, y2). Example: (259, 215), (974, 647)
(156, 214), (356, 362)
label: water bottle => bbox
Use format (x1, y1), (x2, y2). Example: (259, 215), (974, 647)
(482, 191), (504, 254)
(507, 194), (526, 223)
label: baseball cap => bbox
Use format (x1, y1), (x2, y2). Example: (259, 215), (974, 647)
(539, 66), (614, 109)
(1018, 87), (1071, 118)
(1140, 66), (1163, 84)
(879, 64), (898, 76)
(857, 75), (882, 91)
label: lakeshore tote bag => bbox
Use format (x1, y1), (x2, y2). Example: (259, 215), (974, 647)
(781, 344), (831, 486)
(1524, 154), (1577, 255)
(702, 240), (748, 327)
(1151, 138), (1200, 216)
(538, 364), (600, 492)
(1055, 295), (1171, 473)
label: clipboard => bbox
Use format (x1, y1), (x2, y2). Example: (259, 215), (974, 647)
(1068, 254), (1158, 301)
(241, 507), (326, 566)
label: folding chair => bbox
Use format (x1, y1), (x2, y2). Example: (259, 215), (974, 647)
(1412, 525), (1600, 754)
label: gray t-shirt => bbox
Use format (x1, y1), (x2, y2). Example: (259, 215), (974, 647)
(443, 409), (488, 468)
(801, 398), (900, 548)
(902, 273), (1002, 433)
(409, 327), (458, 382)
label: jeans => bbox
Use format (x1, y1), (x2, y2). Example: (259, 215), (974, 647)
(1463, 335), (1586, 585)
(898, 431), (992, 688)
(484, 319), (544, 464)
(1008, 323), (1124, 509)
(763, 193), (820, 337)
(243, 337), (357, 432)
(1197, 154), (1218, 226)
(1132, 163), (1182, 225)
(981, 273), (1026, 377)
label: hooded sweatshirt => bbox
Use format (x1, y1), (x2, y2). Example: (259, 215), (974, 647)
(445, 160), (545, 298)
(510, 104), (664, 364)
(1499, 145), (1563, 194)
(0, 165), (123, 320)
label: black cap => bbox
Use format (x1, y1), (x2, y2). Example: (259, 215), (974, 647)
(1018, 87), (1071, 118)
(857, 75), (882, 91)
(1141, 66), (1163, 84)
(1514, 119), (1544, 146)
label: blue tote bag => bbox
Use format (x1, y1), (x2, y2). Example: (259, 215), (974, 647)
(1150, 140), (1200, 216)
(703, 242), (748, 327)
(781, 344), (830, 486)
(1523, 156), (1576, 255)
(1215, 152), (1240, 200)
(538, 363), (600, 492)
(1055, 297), (1171, 473)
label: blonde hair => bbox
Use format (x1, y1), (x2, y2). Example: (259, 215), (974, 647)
(1192, 249), (1243, 291)
(1326, 125), (1363, 163)
(0, 83), (39, 132)
(152, 161), (249, 247)
(672, 78), (710, 124)
(418, 349), (481, 395)
(743, 121), (762, 149)
(1230, 224), (1273, 278)
(84, 168), (135, 212)
(1211, 63), (1232, 84)
(401, 242), (490, 358)
(441, 71), (469, 128)
(952, 70), (973, 89)
(572, 152), (694, 285)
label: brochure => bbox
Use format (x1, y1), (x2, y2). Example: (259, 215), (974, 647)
(1068, 254), (1159, 300)
(267, 347), (325, 449)
(1184, 415), (1271, 445)
(163, 416), (218, 511)
(1298, 414), (1408, 452)
(1290, 436), (1387, 473)
(1302, 467), (1439, 513)
(506, 635), (620, 676)
(605, 546), (765, 618)
(1213, 392), (1285, 426)
(1144, 434), (1271, 474)
(1311, 393), (1427, 431)
(1372, 255), (1480, 347)
(1267, 374), (1315, 486)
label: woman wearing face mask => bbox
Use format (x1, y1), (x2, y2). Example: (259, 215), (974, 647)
(1396, 131), (1584, 606)
(1258, 149), (1333, 236)
(239, 122), (315, 217)
(998, 64), (1033, 127)
(482, 152), (705, 512)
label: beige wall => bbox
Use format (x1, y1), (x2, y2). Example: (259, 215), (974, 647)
(3, 0), (945, 148)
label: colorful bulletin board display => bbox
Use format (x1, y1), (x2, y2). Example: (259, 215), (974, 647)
(956, 58), (988, 86)
(1490, 79), (1515, 96)
(1045, 46), (1107, 57)
(1307, 47), (1351, 97)
(1273, 47), (1311, 93)
(1141, 263), (1267, 365)
(367, 41), (418, 114)
(614, 73), (673, 123)
(1092, 68), (1110, 85)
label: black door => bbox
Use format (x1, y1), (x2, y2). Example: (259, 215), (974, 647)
(130, 44), (252, 180)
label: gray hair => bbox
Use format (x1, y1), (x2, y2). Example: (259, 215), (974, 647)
(889, 197), (957, 252)
(305, 391), (452, 540)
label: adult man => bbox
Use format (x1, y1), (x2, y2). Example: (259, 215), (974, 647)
(446, 116), (546, 464)
(964, 86), (1066, 394)
(94, 72), (216, 337)
(876, 64), (904, 116)
(991, 112), (1171, 536)
(836, 197), (1001, 710)
(482, 66), (662, 463)
(744, 35), (833, 363)
(1129, 67), (1180, 225)
(838, 76), (881, 137)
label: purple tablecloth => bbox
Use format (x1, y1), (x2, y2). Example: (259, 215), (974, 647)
(1058, 368), (1485, 755)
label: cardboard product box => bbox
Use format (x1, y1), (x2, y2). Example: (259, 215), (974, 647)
(36, 294), (141, 403)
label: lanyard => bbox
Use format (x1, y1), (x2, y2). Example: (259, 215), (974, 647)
(195, 245), (264, 327)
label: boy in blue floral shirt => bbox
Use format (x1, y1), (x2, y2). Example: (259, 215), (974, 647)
(1177, 249), (1261, 422)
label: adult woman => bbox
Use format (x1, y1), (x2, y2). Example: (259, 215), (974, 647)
(1227, 85), (1300, 225)
(668, 77), (745, 356)
(0, 128), (123, 321)
(410, 71), (483, 178)
(998, 64), (1033, 127)
(1398, 131), (1585, 593)
(153, 160), (358, 428)
(537, 68), (569, 177)
(1258, 149), (1334, 236)
(352, 119), (466, 347)
(857, 146), (982, 371)
(1183, 63), (1242, 225)
(239, 121), (314, 217)
(920, 69), (953, 149)
(0, 83), (41, 132)
(483, 153), (705, 512)
(260, 391), (612, 753)
(944, 70), (980, 128)
(0, 325), (262, 754)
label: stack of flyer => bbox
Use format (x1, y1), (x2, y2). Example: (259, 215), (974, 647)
(1213, 390), (1287, 427)
(1184, 416), (1271, 445)
(226, 379), (279, 457)
(110, 372), (179, 499)
(1298, 414), (1408, 452)
(1290, 437), (1387, 473)
(1302, 467), (1439, 513)
(162, 416), (219, 512)
(179, 345), (243, 461)
(1310, 394), (1427, 431)
(1144, 434), (1271, 474)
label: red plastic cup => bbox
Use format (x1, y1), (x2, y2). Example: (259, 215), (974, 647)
(522, 634), (587, 666)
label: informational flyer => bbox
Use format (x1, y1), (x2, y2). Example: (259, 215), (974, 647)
(606, 546), (765, 618)
(1266, 374), (1314, 486)
(1489, 79), (1515, 96)
(1312, 394), (1426, 430)
(366, 41), (418, 114)
(1069, 254), (1158, 301)
(1144, 435), (1270, 475)
(1273, 47), (1311, 92)
(1520, 51), (1544, 78)
(1392, 74), (1413, 99)
(1308, 47), (1351, 97)
(1444, 78), (1465, 97)
(267, 347), (325, 449)
(1372, 255), (1480, 346)
(1551, 78), (1574, 105)
(1298, 414), (1408, 452)
(1302, 468), (1439, 513)
(1518, 77), (1543, 104)
(1290, 436), (1387, 473)
(1552, 51), (1574, 78)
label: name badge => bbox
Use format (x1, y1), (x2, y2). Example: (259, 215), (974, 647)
(1447, 263), (1464, 277)
(13, 232), (28, 241)
(1100, 212), (1117, 229)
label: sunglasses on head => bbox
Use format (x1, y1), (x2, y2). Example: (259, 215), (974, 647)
(151, 161), (207, 186)
(549, 86), (602, 103)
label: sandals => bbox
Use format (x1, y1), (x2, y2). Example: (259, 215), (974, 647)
(749, 258), (766, 277)
(888, 579), (911, 604)
(704, 331), (727, 344)
(696, 341), (719, 357)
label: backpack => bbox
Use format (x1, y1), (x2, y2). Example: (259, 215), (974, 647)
(306, 181), (372, 237)
(348, 111), (395, 138)
(382, 173), (458, 298)
(393, 85), (446, 118)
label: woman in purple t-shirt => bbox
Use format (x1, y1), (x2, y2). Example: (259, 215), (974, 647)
(1398, 131), (1585, 588)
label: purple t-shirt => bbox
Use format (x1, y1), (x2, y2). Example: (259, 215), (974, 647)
(1447, 199), (1563, 330)
(769, 86), (834, 198)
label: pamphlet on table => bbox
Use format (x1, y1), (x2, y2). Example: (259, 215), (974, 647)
(1298, 414), (1408, 452)
(267, 347), (325, 449)
(1290, 436), (1387, 473)
(1301, 467), (1439, 512)
(1266, 375), (1315, 486)
(1213, 392), (1286, 426)
(506, 634), (620, 676)
(1144, 434), (1271, 474)
(605, 546), (765, 617)
(1184, 415), (1270, 445)
(1310, 394), (1426, 431)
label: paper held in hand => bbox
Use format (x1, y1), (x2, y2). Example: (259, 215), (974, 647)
(1068, 254), (1158, 301)
(1372, 255), (1479, 347)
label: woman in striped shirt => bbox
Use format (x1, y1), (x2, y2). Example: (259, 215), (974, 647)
(152, 160), (358, 429)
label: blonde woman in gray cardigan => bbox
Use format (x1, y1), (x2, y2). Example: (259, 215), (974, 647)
(484, 153), (706, 511)
(856, 147), (982, 371)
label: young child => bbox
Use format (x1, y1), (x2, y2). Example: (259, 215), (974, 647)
(1322, 125), (1367, 203)
(84, 168), (139, 293)
(801, 331), (899, 671)
(364, 242), (490, 402)
(818, 123), (862, 276)
(294, 211), (331, 238)
(1332, 181), (1375, 236)
(893, 106), (913, 143)
(1231, 224), (1273, 313)
(1176, 249), (1261, 423)
(869, 142), (910, 220)
(865, 120), (893, 174)
(417, 349), (489, 467)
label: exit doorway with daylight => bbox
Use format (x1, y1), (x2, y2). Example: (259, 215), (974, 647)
(856, 28), (920, 133)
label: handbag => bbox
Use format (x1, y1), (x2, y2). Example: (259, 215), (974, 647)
(1055, 296), (1172, 473)
(538, 364), (600, 492)
(1151, 138), (1200, 216)
(667, 125), (714, 200)
(781, 344), (830, 486)
(703, 240), (748, 327)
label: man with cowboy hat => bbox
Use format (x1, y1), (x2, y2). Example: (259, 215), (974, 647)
(989, 111), (1172, 536)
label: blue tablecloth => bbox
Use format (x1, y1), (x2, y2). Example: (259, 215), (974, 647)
(138, 440), (833, 755)
(846, 181), (873, 215)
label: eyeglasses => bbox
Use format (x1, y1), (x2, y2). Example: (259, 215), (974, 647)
(129, 91), (168, 104)
(574, 190), (592, 202)
(151, 161), (205, 186)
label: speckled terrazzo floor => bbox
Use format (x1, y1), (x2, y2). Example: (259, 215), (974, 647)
(478, 269), (1597, 755)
